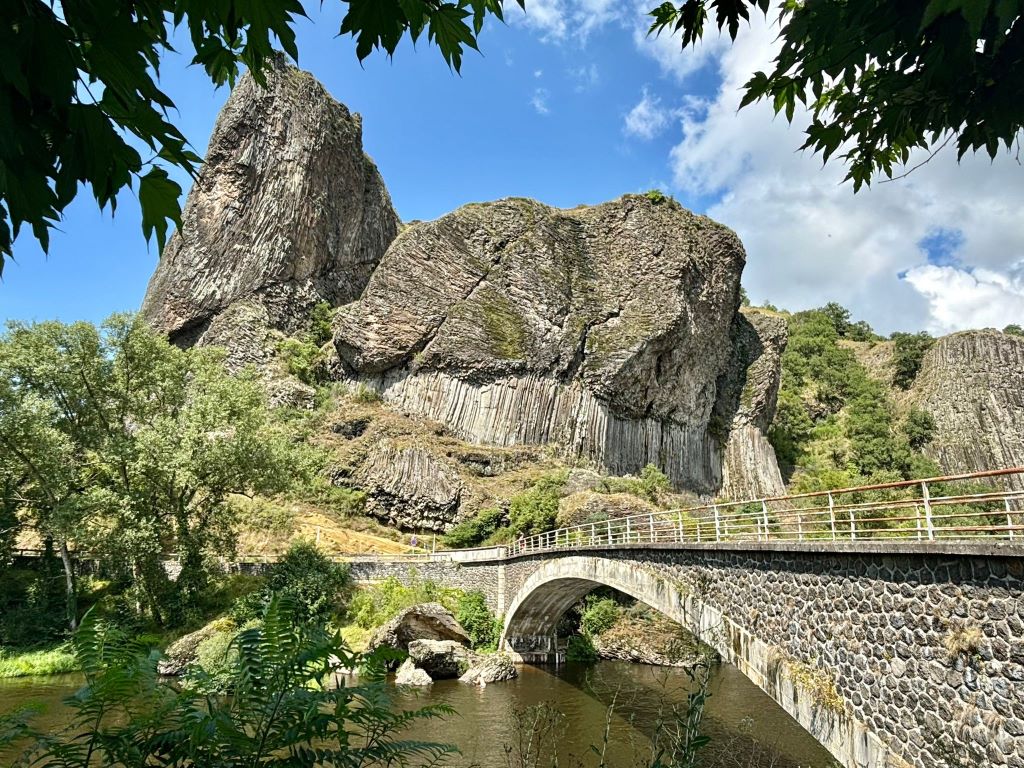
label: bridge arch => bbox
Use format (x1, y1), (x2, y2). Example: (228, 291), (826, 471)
(500, 555), (900, 768)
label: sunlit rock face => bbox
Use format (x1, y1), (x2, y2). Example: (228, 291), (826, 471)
(911, 330), (1024, 490)
(141, 56), (398, 347)
(140, 61), (788, 498)
(333, 195), (782, 494)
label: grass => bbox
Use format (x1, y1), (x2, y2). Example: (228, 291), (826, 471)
(0, 645), (79, 678)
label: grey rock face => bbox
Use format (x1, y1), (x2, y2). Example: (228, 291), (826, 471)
(715, 309), (788, 499)
(460, 652), (518, 685)
(356, 440), (464, 531)
(334, 195), (751, 493)
(407, 639), (473, 679)
(395, 658), (433, 686)
(911, 331), (1024, 489)
(142, 56), (399, 344)
(367, 603), (470, 654)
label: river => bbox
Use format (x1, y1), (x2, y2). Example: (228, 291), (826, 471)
(0, 661), (835, 767)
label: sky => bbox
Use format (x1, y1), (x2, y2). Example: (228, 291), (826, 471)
(2, 1), (1023, 336)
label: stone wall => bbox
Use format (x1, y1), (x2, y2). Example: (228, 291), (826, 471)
(351, 543), (1024, 768)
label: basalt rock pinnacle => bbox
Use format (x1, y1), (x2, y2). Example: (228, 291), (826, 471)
(141, 56), (399, 351)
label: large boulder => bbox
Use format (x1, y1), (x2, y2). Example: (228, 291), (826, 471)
(368, 603), (471, 654)
(460, 653), (518, 685)
(142, 55), (398, 356)
(407, 639), (474, 679)
(333, 195), (750, 493)
(395, 658), (433, 686)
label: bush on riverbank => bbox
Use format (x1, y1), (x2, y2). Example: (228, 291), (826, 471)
(0, 646), (78, 678)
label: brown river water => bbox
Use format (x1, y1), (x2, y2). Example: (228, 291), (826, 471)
(0, 661), (835, 767)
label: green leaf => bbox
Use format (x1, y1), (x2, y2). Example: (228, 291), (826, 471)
(138, 167), (183, 254)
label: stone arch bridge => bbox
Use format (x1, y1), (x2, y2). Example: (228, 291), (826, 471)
(349, 541), (1024, 768)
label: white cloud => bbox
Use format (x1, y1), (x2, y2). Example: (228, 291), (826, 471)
(630, 1), (729, 82)
(624, 86), (671, 140)
(531, 87), (551, 115)
(901, 263), (1024, 334)
(662, 14), (1024, 335)
(569, 62), (600, 91)
(504, 0), (623, 42)
(533, 69), (544, 78)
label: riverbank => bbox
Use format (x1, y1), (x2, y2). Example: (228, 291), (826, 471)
(0, 646), (77, 679)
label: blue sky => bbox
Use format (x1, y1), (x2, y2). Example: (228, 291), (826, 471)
(3, 1), (1023, 335)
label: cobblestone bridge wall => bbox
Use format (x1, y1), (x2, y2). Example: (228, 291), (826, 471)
(348, 543), (1024, 768)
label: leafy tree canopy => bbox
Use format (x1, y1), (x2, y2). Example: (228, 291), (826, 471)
(0, 0), (522, 272)
(650, 0), (1024, 189)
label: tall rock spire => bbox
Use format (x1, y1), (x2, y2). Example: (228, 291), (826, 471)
(142, 56), (399, 347)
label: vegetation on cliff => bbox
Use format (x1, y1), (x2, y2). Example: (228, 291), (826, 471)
(767, 304), (939, 490)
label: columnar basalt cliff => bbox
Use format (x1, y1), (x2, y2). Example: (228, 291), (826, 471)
(141, 61), (788, 502)
(911, 331), (1024, 489)
(333, 195), (770, 492)
(142, 57), (399, 358)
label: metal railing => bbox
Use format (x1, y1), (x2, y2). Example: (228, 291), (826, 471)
(507, 467), (1024, 557)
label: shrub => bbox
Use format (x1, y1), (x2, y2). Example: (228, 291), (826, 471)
(231, 541), (350, 625)
(508, 473), (566, 536)
(1003, 324), (1024, 337)
(565, 634), (598, 663)
(455, 591), (501, 650)
(902, 407), (936, 450)
(276, 337), (323, 385)
(308, 301), (334, 347)
(443, 506), (506, 548)
(348, 574), (461, 630)
(890, 331), (935, 389)
(643, 189), (668, 204)
(598, 464), (671, 504)
(579, 596), (620, 637)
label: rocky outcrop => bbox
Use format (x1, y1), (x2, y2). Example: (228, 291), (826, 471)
(367, 603), (470, 654)
(591, 609), (708, 667)
(910, 331), (1024, 490)
(356, 440), (464, 530)
(159, 619), (232, 676)
(334, 195), (750, 493)
(395, 658), (433, 686)
(555, 491), (658, 528)
(407, 639), (473, 679)
(140, 61), (790, 499)
(713, 309), (787, 500)
(142, 56), (398, 352)
(460, 652), (518, 685)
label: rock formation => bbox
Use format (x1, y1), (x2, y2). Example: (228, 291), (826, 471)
(395, 658), (433, 686)
(407, 638), (473, 679)
(141, 55), (399, 369)
(714, 309), (788, 498)
(910, 330), (1024, 490)
(460, 652), (518, 685)
(367, 603), (470, 654)
(334, 195), (760, 493)
(140, 60), (789, 501)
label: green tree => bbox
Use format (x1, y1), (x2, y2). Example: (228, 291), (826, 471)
(1004, 324), (1024, 336)
(0, 315), (301, 626)
(1, 0), (523, 270)
(508, 473), (566, 535)
(890, 331), (935, 389)
(649, 1), (1024, 189)
(903, 407), (937, 450)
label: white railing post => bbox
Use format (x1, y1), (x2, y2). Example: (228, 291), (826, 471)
(914, 504), (923, 541)
(677, 511), (684, 542)
(649, 514), (655, 544)
(591, 522), (597, 546)
(922, 481), (935, 540)
(607, 519), (613, 545)
(626, 517), (631, 543)
(761, 500), (770, 541)
(713, 504), (721, 543)
(796, 508), (804, 541)
(849, 507), (856, 540)
(1007, 498), (1016, 541)
(828, 492), (836, 541)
